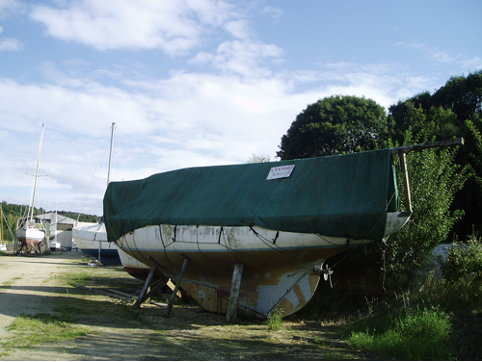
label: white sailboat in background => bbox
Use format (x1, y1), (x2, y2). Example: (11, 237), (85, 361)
(16, 124), (46, 254)
(72, 122), (121, 266)
(48, 201), (61, 251)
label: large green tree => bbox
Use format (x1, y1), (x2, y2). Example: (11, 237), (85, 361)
(389, 70), (482, 145)
(277, 95), (392, 160)
(389, 70), (482, 237)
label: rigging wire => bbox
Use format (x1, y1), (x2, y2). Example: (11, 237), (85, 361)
(76, 130), (111, 222)
(115, 128), (135, 181)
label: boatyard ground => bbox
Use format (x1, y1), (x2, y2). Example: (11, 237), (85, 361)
(0, 251), (370, 361)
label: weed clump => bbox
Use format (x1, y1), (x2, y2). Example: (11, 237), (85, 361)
(266, 309), (284, 331)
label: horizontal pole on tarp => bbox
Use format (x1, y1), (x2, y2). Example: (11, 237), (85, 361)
(390, 137), (464, 155)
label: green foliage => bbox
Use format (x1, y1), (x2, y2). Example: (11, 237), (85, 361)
(440, 235), (482, 283)
(57, 211), (99, 223)
(277, 95), (391, 160)
(247, 153), (271, 163)
(70, 271), (92, 284)
(345, 306), (452, 360)
(0, 201), (100, 241)
(385, 117), (469, 290)
(389, 70), (482, 238)
(266, 308), (284, 331)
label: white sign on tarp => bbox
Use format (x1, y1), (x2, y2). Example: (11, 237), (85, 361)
(266, 165), (295, 180)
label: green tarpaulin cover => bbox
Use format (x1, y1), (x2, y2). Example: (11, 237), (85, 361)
(104, 149), (399, 242)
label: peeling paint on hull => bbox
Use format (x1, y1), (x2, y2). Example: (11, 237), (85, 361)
(116, 213), (408, 318)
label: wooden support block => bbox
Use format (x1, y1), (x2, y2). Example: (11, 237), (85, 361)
(164, 258), (189, 318)
(226, 263), (244, 324)
(133, 263), (158, 309)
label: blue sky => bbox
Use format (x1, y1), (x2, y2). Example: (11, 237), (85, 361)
(1, 0), (481, 216)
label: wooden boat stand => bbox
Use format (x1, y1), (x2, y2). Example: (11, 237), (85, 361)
(133, 255), (191, 317)
(226, 263), (244, 324)
(133, 257), (169, 309)
(164, 256), (190, 317)
(133, 256), (246, 323)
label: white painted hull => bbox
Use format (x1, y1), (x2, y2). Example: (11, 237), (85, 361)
(116, 212), (409, 318)
(73, 223), (121, 266)
(117, 247), (150, 280)
(16, 227), (44, 247)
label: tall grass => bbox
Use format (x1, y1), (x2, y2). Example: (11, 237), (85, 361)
(344, 305), (452, 360)
(266, 308), (284, 331)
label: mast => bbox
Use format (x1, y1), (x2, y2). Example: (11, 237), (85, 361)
(29, 124), (45, 227)
(107, 122), (116, 186)
(100, 122), (115, 262)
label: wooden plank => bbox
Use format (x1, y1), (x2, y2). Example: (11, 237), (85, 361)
(133, 263), (158, 308)
(226, 263), (244, 324)
(164, 258), (189, 317)
(390, 137), (464, 154)
(398, 152), (412, 212)
(69, 283), (133, 302)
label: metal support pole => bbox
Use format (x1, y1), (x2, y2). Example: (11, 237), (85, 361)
(226, 263), (244, 324)
(164, 258), (189, 318)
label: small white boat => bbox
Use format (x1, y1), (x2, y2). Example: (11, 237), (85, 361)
(16, 124), (46, 254)
(16, 226), (45, 249)
(73, 222), (121, 266)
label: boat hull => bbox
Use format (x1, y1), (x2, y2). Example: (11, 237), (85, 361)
(116, 213), (409, 318)
(73, 223), (121, 266)
(16, 227), (44, 248)
(117, 247), (151, 280)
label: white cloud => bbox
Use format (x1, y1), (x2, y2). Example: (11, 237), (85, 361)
(208, 40), (284, 76)
(396, 42), (453, 64)
(0, 37), (21, 50)
(224, 19), (253, 39)
(0, 0), (21, 16)
(262, 6), (283, 24)
(30, 0), (236, 54)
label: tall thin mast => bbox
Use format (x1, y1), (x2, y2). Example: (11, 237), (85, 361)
(30, 124), (45, 227)
(1, 204), (3, 242)
(100, 122), (115, 262)
(107, 122), (115, 186)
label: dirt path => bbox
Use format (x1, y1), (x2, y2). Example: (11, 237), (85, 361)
(0, 251), (369, 360)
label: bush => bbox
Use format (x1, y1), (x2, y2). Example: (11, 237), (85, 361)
(344, 306), (452, 360)
(441, 235), (482, 282)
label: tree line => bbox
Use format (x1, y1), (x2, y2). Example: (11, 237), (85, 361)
(0, 201), (99, 242)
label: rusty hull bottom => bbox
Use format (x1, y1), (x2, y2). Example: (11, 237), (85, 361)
(128, 247), (349, 318)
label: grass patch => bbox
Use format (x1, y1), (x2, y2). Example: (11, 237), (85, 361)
(70, 271), (92, 284)
(0, 277), (21, 290)
(266, 309), (284, 331)
(343, 305), (452, 360)
(2, 313), (96, 349)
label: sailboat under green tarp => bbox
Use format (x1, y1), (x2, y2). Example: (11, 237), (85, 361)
(105, 149), (399, 243)
(103, 147), (410, 318)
